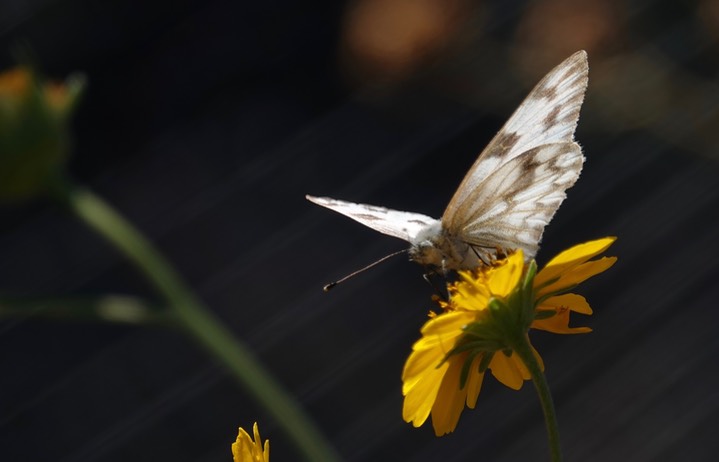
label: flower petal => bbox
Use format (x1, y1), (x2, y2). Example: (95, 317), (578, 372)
(402, 343), (447, 394)
(431, 355), (469, 435)
(451, 273), (491, 311)
(532, 305), (592, 334)
(535, 237), (616, 289)
(403, 359), (449, 427)
(539, 256), (617, 297)
(402, 310), (481, 429)
(487, 251), (524, 297)
(511, 353), (531, 381)
(232, 423), (268, 462)
(465, 355), (485, 409)
(417, 311), (476, 347)
(489, 352), (525, 390)
(541, 293), (592, 315)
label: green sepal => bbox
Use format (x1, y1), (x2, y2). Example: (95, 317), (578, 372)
(488, 297), (506, 313)
(535, 283), (579, 305)
(488, 297), (513, 328)
(534, 309), (557, 320)
(477, 351), (494, 373)
(518, 260), (538, 329)
(462, 321), (503, 342)
(459, 351), (482, 389)
(449, 339), (502, 356)
(522, 260), (537, 293)
(533, 275), (561, 291)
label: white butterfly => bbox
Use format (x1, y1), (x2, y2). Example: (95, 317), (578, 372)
(307, 51), (588, 272)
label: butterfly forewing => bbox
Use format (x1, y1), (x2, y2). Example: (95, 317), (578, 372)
(443, 51), (588, 229)
(441, 51), (588, 260)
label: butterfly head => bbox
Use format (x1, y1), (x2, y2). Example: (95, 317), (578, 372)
(407, 221), (444, 268)
(408, 240), (445, 269)
(408, 224), (480, 271)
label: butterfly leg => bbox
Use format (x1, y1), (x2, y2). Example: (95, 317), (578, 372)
(493, 246), (508, 261)
(470, 245), (492, 266)
(422, 270), (448, 299)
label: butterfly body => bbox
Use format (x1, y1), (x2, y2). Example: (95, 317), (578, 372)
(308, 51), (589, 272)
(408, 227), (484, 271)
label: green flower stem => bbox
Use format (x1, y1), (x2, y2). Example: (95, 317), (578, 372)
(56, 182), (340, 462)
(511, 333), (563, 462)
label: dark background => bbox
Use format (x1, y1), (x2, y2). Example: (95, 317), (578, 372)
(2, 0), (719, 460)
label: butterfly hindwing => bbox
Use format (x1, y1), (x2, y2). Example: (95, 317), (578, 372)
(456, 142), (584, 259)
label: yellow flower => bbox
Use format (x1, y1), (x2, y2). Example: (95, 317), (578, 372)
(402, 238), (616, 436)
(232, 423), (269, 462)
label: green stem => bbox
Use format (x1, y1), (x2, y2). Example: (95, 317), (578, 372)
(56, 182), (340, 462)
(511, 333), (563, 462)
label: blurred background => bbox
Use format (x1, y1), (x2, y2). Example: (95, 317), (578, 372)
(1, 0), (719, 460)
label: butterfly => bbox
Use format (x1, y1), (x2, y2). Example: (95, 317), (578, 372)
(307, 51), (588, 273)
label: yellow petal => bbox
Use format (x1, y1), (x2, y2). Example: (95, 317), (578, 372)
(532, 306), (592, 334)
(511, 353), (531, 381)
(489, 352), (524, 390)
(231, 427), (248, 462)
(403, 359), (449, 426)
(487, 251), (524, 297)
(402, 344), (446, 394)
(538, 256), (617, 297)
(451, 274), (491, 311)
(465, 354), (485, 409)
(431, 356), (468, 435)
(232, 423), (268, 462)
(535, 237), (616, 288)
(417, 311), (476, 346)
(541, 293), (592, 315)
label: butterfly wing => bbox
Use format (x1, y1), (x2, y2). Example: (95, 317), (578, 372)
(306, 195), (439, 243)
(442, 51), (588, 256)
(452, 142), (583, 259)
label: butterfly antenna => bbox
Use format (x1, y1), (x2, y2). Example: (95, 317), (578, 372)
(323, 249), (408, 292)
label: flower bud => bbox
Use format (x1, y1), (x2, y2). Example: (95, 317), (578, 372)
(0, 67), (84, 203)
